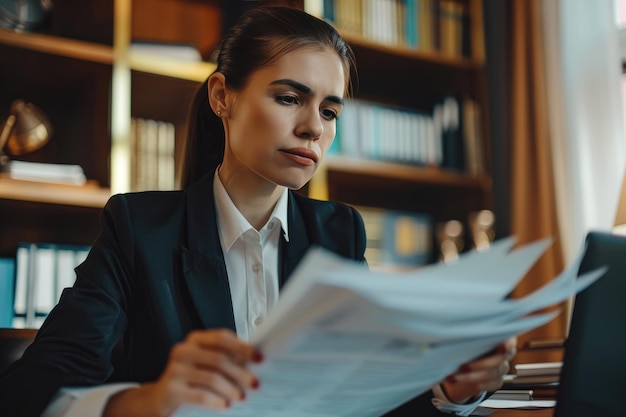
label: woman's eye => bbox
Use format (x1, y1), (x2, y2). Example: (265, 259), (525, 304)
(276, 95), (298, 105)
(321, 109), (338, 120)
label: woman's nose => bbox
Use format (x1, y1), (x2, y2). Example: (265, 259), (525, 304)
(295, 108), (323, 140)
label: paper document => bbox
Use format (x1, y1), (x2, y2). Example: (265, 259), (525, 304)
(173, 238), (604, 417)
(480, 399), (556, 409)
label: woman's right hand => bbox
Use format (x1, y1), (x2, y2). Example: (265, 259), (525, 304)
(103, 329), (262, 417)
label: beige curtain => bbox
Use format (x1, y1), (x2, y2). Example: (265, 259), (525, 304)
(509, 0), (566, 343)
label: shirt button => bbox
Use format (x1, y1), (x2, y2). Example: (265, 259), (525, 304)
(254, 317), (263, 326)
(252, 264), (261, 273)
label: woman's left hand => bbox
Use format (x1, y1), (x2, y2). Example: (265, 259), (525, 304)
(441, 336), (518, 403)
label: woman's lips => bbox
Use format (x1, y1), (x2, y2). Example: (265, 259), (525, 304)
(280, 147), (319, 165)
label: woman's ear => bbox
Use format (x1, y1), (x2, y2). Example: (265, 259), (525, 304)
(208, 72), (228, 117)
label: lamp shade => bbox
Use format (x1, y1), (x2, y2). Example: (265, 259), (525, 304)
(0, 100), (52, 157)
(0, 0), (53, 30)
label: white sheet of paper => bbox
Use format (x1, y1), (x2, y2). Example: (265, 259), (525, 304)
(171, 237), (605, 417)
(480, 399), (557, 409)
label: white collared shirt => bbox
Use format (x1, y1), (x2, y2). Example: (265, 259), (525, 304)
(213, 170), (289, 341)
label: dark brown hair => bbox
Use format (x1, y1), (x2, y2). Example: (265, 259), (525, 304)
(180, 6), (356, 188)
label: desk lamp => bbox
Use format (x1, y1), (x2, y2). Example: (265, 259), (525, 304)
(0, 99), (52, 171)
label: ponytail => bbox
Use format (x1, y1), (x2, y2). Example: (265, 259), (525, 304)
(180, 78), (225, 189)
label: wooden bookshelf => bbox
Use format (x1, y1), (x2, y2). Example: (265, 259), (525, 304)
(0, 0), (493, 261)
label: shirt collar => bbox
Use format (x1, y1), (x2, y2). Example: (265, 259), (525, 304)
(213, 170), (290, 253)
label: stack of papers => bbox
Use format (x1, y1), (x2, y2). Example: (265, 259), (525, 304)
(8, 160), (86, 185)
(173, 237), (604, 417)
(504, 361), (562, 385)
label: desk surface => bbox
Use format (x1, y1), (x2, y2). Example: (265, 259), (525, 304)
(491, 408), (553, 417)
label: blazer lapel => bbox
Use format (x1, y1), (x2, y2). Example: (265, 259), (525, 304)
(180, 173), (236, 331)
(280, 191), (310, 287)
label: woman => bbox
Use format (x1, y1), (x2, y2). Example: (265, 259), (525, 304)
(0, 6), (515, 417)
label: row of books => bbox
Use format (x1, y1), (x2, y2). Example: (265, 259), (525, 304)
(0, 243), (90, 329)
(309, 0), (471, 58)
(130, 117), (177, 192)
(356, 207), (495, 270)
(332, 96), (484, 175)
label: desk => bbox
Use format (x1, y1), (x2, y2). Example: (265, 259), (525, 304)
(491, 408), (553, 417)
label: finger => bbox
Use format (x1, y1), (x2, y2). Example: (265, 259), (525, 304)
(171, 362), (247, 402)
(169, 343), (259, 391)
(503, 337), (518, 361)
(460, 351), (507, 374)
(187, 329), (262, 364)
(477, 336), (518, 360)
(451, 359), (510, 389)
(182, 385), (233, 410)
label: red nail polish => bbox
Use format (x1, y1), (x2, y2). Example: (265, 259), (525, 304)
(459, 364), (471, 373)
(446, 374), (457, 383)
(253, 350), (264, 363)
(252, 378), (260, 389)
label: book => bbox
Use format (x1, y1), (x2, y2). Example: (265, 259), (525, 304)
(440, 96), (466, 172)
(490, 389), (534, 401)
(503, 373), (560, 385)
(381, 210), (433, 267)
(0, 258), (16, 327)
(130, 41), (202, 62)
(515, 361), (562, 376)
(522, 338), (565, 349)
(354, 206), (434, 270)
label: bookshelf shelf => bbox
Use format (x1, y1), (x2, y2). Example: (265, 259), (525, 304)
(0, 29), (113, 64)
(0, 178), (111, 208)
(341, 32), (484, 70)
(325, 157), (491, 189)
(129, 52), (216, 82)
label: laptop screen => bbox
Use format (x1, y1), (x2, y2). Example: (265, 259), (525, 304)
(554, 231), (626, 417)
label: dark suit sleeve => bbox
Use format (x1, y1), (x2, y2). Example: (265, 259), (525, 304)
(346, 205), (367, 263)
(382, 391), (454, 417)
(0, 194), (136, 417)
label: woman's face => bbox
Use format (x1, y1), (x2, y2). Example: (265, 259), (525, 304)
(222, 46), (346, 190)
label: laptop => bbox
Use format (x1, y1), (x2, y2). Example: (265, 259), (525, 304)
(553, 231), (626, 417)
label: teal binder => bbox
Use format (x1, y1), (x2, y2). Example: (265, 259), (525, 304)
(0, 258), (16, 327)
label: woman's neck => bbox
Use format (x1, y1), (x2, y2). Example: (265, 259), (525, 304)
(217, 164), (285, 231)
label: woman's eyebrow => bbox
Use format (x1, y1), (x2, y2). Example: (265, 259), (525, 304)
(270, 79), (344, 105)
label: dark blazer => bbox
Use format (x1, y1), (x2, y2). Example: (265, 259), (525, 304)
(0, 173), (446, 417)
